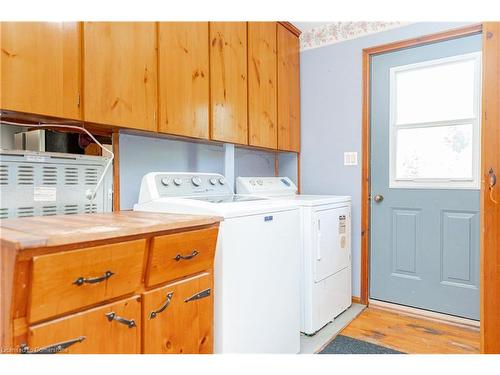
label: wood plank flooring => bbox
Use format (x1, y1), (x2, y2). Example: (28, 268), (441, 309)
(340, 307), (480, 354)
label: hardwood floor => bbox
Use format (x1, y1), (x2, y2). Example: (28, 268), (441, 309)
(340, 307), (480, 354)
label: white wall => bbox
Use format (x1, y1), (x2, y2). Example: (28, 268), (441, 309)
(299, 22), (473, 298)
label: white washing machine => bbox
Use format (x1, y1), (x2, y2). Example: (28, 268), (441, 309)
(237, 176), (352, 335)
(134, 172), (301, 353)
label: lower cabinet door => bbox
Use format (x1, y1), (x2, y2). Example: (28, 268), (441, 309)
(25, 296), (141, 354)
(143, 272), (213, 354)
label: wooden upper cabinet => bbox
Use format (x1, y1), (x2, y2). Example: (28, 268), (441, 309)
(158, 22), (209, 139)
(210, 22), (248, 144)
(0, 22), (81, 119)
(248, 22), (278, 149)
(277, 24), (300, 152)
(83, 22), (157, 131)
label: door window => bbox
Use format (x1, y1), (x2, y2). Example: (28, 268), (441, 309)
(389, 52), (482, 189)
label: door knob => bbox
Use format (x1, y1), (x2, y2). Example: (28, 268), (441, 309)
(373, 194), (384, 203)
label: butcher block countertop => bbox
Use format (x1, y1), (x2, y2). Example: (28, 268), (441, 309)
(0, 211), (223, 253)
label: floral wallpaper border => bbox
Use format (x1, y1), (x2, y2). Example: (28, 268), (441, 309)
(300, 22), (409, 51)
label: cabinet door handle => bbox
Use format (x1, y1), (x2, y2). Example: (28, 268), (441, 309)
(105, 312), (136, 328)
(20, 336), (86, 354)
(173, 250), (199, 262)
(73, 270), (114, 286)
(149, 291), (174, 319)
(184, 288), (211, 303)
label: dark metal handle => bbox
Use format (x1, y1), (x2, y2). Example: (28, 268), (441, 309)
(149, 291), (174, 319)
(20, 336), (86, 354)
(184, 288), (211, 303)
(173, 250), (199, 262)
(73, 270), (114, 286)
(489, 168), (497, 187)
(105, 312), (136, 328)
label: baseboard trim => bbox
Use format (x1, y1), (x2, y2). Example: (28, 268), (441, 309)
(352, 296), (364, 305)
(368, 299), (480, 329)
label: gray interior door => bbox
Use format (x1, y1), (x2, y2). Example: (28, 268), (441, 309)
(370, 34), (482, 320)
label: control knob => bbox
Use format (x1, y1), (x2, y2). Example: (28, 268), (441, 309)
(218, 177), (226, 185)
(209, 178), (218, 185)
(161, 178), (170, 186)
(191, 177), (202, 187)
(173, 178), (182, 186)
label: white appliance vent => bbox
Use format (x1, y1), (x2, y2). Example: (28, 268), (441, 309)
(64, 167), (79, 185)
(17, 206), (35, 217)
(84, 203), (98, 213)
(17, 165), (34, 185)
(0, 164), (8, 185)
(0, 150), (113, 219)
(84, 167), (99, 185)
(64, 204), (79, 215)
(42, 166), (58, 185)
(42, 205), (57, 216)
(0, 207), (9, 219)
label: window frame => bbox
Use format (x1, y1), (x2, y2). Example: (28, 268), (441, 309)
(388, 51), (482, 190)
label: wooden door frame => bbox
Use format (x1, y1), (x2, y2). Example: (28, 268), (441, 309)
(360, 23), (484, 328)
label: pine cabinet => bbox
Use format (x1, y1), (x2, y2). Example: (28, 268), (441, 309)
(210, 22), (248, 144)
(1, 22), (301, 152)
(26, 297), (141, 354)
(142, 273), (213, 354)
(248, 22), (278, 149)
(0, 22), (81, 119)
(1, 213), (220, 354)
(158, 22), (209, 139)
(83, 22), (157, 131)
(277, 24), (301, 152)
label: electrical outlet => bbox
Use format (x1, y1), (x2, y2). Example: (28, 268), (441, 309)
(344, 152), (358, 166)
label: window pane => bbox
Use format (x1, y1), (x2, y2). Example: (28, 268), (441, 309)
(396, 124), (473, 179)
(395, 58), (476, 124)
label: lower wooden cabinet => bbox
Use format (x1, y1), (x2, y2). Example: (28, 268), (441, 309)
(142, 272), (213, 354)
(25, 296), (141, 354)
(3, 220), (220, 354)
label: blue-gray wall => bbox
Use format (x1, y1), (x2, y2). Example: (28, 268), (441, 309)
(299, 22), (473, 298)
(119, 133), (281, 209)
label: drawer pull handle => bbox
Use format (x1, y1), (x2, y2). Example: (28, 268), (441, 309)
(149, 291), (174, 319)
(184, 288), (211, 303)
(20, 336), (86, 354)
(73, 270), (114, 286)
(173, 250), (199, 261)
(105, 312), (136, 328)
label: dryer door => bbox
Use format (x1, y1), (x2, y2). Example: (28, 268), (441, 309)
(313, 205), (351, 282)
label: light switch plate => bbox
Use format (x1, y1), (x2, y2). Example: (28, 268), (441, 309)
(344, 152), (358, 166)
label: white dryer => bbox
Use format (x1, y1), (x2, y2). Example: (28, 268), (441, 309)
(134, 172), (301, 353)
(237, 176), (352, 335)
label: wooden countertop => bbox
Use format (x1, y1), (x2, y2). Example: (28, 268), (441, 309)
(0, 211), (222, 252)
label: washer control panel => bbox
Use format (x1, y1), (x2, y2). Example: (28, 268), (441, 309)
(236, 176), (298, 196)
(153, 172), (233, 197)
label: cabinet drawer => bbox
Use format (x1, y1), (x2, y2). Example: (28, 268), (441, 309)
(147, 227), (218, 287)
(142, 272), (213, 354)
(29, 239), (146, 323)
(25, 296), (141, 354)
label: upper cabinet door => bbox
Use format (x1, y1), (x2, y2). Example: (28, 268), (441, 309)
(0, 22), (81, 119)
(83, 22), (157, 131)
(158, 22), (209, 139)
(277, 24), (300, 152)
(210, 22), (248, 145)
(248, 22), (278, 149)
